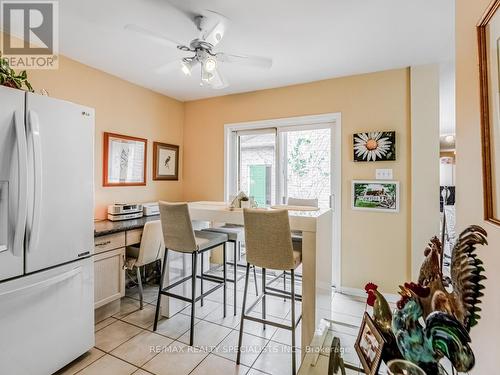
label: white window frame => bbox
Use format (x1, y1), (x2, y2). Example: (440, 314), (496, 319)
(223, 113), (342, 288)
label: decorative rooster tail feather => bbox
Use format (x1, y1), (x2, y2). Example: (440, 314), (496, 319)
(426, 311), (475, 373)
(450, 225), (488, 330)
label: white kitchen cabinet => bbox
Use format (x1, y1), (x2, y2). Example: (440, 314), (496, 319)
(93, 247), (125, 309)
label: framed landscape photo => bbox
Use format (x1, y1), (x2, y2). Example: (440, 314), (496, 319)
(353, 131), (396, 162)
(352, 180), (400, 213)
(153, 142), (179, 181)
(355, 313), (385, 375)
(103, 132), (147, 187)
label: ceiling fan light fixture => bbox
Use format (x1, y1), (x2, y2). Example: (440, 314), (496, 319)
(203, 56), (217, 73)
(201, 69), (215, 83)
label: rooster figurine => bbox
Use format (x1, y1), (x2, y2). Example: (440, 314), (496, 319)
(392, 282), (475, 374)
(418, 225), (487, 330)
(365, 283), (402, 360)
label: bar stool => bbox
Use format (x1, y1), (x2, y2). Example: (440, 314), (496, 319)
(267, 197), (318, 295)
(237, 208), (302, 375)
(153, 202), (228, 346)
(201, 225), (259, 315)
(125, 220), (165, 310)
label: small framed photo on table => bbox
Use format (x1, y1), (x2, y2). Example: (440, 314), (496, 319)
(355, 313), (385, 375)
(153, 142), (179, 181)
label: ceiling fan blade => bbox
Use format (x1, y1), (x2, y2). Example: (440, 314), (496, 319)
(155, 60), (182, 75)
(198, 10), (229, 47)
(217, 53), (273, 69)
(124, 24), (187, 49)
(206, 67), (228, 89)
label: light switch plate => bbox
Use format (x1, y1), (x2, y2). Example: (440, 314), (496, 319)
(376, 169), (393, 180)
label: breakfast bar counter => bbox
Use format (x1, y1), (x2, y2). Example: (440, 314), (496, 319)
(93, 201), (334, 356)
(187, 201), (334, 357)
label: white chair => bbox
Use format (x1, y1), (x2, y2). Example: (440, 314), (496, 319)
(125, 220), (165, 310)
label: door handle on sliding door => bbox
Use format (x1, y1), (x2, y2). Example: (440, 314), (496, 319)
(27, 110), (42, 254)
(14, 111), (28, 257)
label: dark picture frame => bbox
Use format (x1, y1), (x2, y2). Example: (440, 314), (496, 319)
(355, 313), (385, 375)
(353, 131), (396, 162)
(103, 132), (147, 187)
(153, 142), (179, 181)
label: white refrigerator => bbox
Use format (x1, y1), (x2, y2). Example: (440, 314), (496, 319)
(0, 86), (94, 374)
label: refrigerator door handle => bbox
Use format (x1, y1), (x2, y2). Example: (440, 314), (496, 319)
(0, 267), (82, 299)
(27, 110), (42, 254)
(13, 110), (28, 257)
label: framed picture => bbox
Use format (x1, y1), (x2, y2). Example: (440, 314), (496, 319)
(353, 131), (396, 162)
(103, 132), (147, 187)
(355, 313), (385, 375)
(153, 142), (179, 181)
(352, 180), (400, 213)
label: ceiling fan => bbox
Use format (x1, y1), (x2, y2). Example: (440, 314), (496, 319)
(125, 10), (273, 89)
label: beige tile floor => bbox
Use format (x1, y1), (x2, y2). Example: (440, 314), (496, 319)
(55, 270), (371, 375)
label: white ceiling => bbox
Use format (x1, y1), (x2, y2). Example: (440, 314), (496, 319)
(56, 0), (454, 101)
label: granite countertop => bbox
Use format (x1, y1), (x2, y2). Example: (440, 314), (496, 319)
(94, 215), (160, 237)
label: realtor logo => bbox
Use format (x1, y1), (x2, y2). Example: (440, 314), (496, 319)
(1, 1), (59, 69)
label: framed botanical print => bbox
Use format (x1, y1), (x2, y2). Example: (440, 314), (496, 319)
(103, 132), (147, 187)
(153, 142), (179, 181)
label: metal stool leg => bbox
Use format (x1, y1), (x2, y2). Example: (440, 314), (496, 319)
(153, 248), (169, 331)
(136, 266), (144, 310)
(283, 271), (287, 301)
(233, 241), (237, 316)
(223, 242), (227, 318)
(291, 269), (297, 375)
(200, 252), (204, 307)
(236, 263), (251, 365)
(262, 268), (266, 330)
(190, 252), (198, 346)
(253, 265), (258, 295)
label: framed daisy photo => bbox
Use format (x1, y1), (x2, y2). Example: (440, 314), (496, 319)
(353, 131), (396, 162)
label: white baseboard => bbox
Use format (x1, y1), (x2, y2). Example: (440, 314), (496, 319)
(338, 286), (400, 304)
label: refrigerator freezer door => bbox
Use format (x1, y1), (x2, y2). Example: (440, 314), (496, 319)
(0, 86), (26, 281)
(0, 257), (94, 374)
(25, 93), (94, 273)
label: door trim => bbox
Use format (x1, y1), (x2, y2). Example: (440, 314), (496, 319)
(224, 112), (342, 288)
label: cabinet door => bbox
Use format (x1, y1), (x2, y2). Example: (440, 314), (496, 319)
(94, 248), (125, 309)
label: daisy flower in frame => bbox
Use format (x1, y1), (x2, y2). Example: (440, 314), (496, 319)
(353, 131), (395, 162)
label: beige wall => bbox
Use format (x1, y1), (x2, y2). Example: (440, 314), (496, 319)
(410, 65), (441, 280)
(5, 38), (185, 219)
(184, 69), (411, 292)
(456, 0), (500, 372)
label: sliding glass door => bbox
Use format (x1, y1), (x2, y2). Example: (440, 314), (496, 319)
(237, 129), (277, 206)
(279, 126), (331, 208)
(233, 125), (332, 208)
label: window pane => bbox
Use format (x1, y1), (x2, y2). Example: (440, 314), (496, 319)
(238, 132), (276, 206)
(285, 128), (331, 208)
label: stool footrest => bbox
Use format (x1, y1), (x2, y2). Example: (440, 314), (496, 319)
(241, 314), (302, 332)
(265, 286), (303, 301)
(159, 280), (225, 303)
